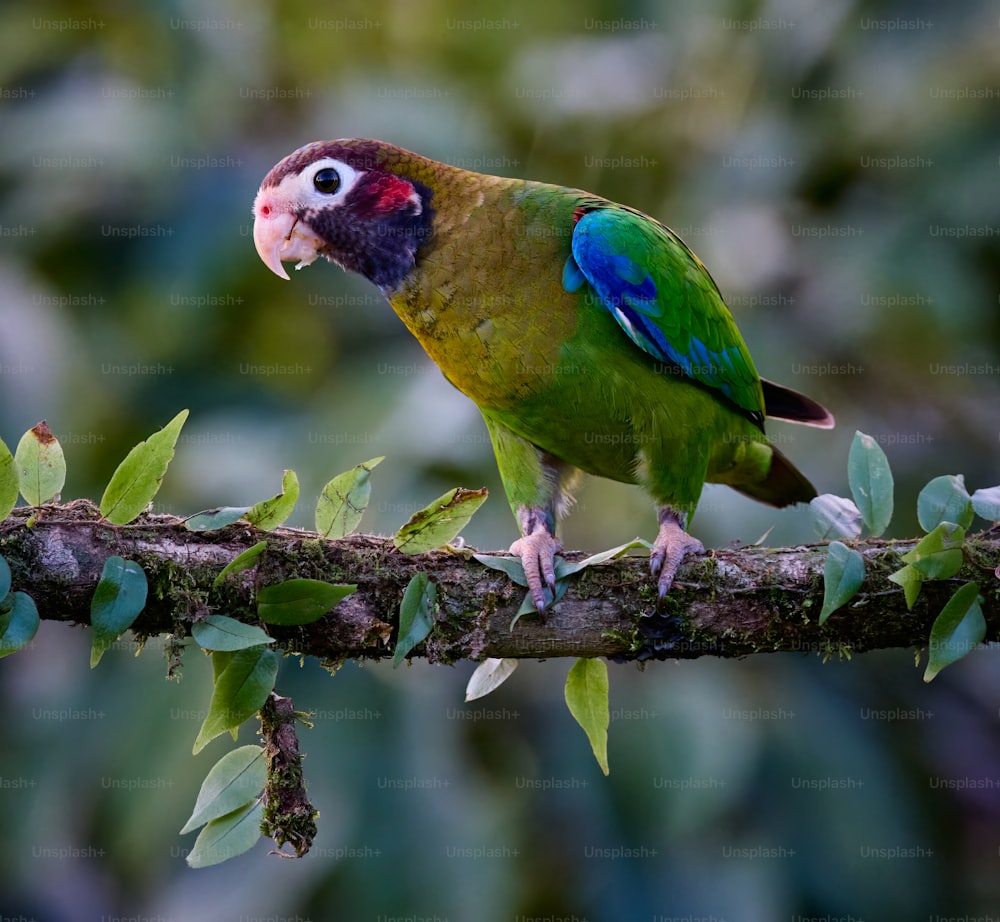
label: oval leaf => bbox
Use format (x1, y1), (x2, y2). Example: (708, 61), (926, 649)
(393, 487), (488, 554)
(847, 431), (894, 537)
(0, 554), (11, 601)
(0, 591), (39, 658)
(558, 538), (651, 578)
(819, 541), (865, 624)
(510, 577), (570, 626)
(211, 650), (234, 682)
(465, 657), (518, 702)
(246, 469), (299, 531)
(316, 456), (384, 539)
(192, 615), (274, 652)
(257, 579), (356, 626)
(213, 541), (268, 589)
(16, 421), (66, 506)
(917, 475), (973, 532)
(393, 572), (436, 667)
(100, 409), (189, 525)
(186, 799), (263, 868)
(809, 493), (863, 541)
(0, 438), (18, 520)
(90, 556), (149, 668)
(473, 552), (529, 587)
(565, 657), (610, 776)
(924, 582), (985, 682)
(902, 522), (965, 580)
(185, 507), (251, 532)
(971, 485), (1000, 524)
(888, 564), (923, 610)
(193, 646), (278, 753)
(181, 745), (267, 834)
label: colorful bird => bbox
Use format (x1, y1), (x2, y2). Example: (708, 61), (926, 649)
(253, 139), (833, 610)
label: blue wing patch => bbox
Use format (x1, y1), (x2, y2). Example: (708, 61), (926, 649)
(565, 207), (762, 415)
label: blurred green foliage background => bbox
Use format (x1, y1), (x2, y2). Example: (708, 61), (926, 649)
(1, 0), (999, 919)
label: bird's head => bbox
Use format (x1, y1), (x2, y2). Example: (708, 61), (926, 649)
(252, 139), (435, 292)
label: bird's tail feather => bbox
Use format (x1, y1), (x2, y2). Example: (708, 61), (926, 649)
(762, 379), (835, 429)
(732, 445), (817, 508)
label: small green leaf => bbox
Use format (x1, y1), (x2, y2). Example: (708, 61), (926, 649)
(917, 475), (973, 532)
(100, 410), (188, 525)
(213, 541), (268, 588)
(819, 541), (865, 624)
(185, 507), (251, 532)
(193, 646), (278, 753)
(557, 538), (651, 577)
(888, 564), (923, 609)
(186, 799), (263, 868)
(465, 658), (518, 702)
(809, 493), (863, 541)
(0, 591), (39, 658)
(246, 469), (299, 531)
(924, 582), (985, 682)
(393, 573), (436, 667)
(752, 526), (775, 547)
(473, 553), (529, 587)
(971, 485), (1000, 523)
(0, 438), (18, 520)
(0, 555), (11, 601)
(316, 456), (384, 539)
(181, 745), (266, 834)
(847, 431), (894, 537)
(15, 421), (66, 506)
(212, 650), (234, 682)
(192, 615), (274, 652)
(510, 578), (570, 627)
(902, 522), (965, 579)
(256, 579), (356, 626)
(475, 546), (596, 620)
(510, 593), (539, 630)
(393, 487), (488, 554)
(565, 658), (610, 776)
(90, 556), (148, 668)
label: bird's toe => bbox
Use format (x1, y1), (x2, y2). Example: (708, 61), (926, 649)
(510, 531), (562, 611)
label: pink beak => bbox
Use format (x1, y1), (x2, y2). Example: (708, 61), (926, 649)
(252, 193), (325, 280)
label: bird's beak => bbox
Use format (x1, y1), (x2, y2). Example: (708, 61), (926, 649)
(252, 197), (325, 281)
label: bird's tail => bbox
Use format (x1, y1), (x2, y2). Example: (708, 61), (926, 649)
(731, 445), (817, 508)
(762, 379), (835, 428)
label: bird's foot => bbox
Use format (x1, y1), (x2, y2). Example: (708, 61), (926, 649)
(510, 527), (562, 612)
(650, 509), (705, 603)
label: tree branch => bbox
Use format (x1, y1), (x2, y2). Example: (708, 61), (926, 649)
(2, 500), (998, 663)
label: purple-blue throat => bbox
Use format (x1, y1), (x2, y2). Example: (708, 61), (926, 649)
(305, 172), (434, 293)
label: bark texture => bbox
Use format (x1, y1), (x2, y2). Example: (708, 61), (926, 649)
(2, 500), (998, 663)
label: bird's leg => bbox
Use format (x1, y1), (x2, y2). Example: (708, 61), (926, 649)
(650, 506), (705, 601)
(482, 415), (573, 612)
(510, 504), (562, 612)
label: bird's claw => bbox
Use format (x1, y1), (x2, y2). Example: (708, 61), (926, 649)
(510, 529), (562, 612)
(650, 516), (705, 603)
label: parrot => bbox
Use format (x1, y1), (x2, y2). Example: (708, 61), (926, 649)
(252, 139), (833, 611)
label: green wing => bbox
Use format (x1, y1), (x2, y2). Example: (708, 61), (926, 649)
(563, 204), (765, 424)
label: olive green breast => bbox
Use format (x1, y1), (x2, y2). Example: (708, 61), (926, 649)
(388, 174), (587, 410)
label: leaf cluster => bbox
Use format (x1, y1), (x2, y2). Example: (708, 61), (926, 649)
(0, 415), (501, 864)
(811, 432), (996, 681)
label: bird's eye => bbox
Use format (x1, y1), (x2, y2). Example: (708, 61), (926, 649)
(313, 168), (341, 194)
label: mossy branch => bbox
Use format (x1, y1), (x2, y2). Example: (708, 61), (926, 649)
(2, 500), (998, 663)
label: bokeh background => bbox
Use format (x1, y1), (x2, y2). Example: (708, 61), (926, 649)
(2, 0), (999, 918)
